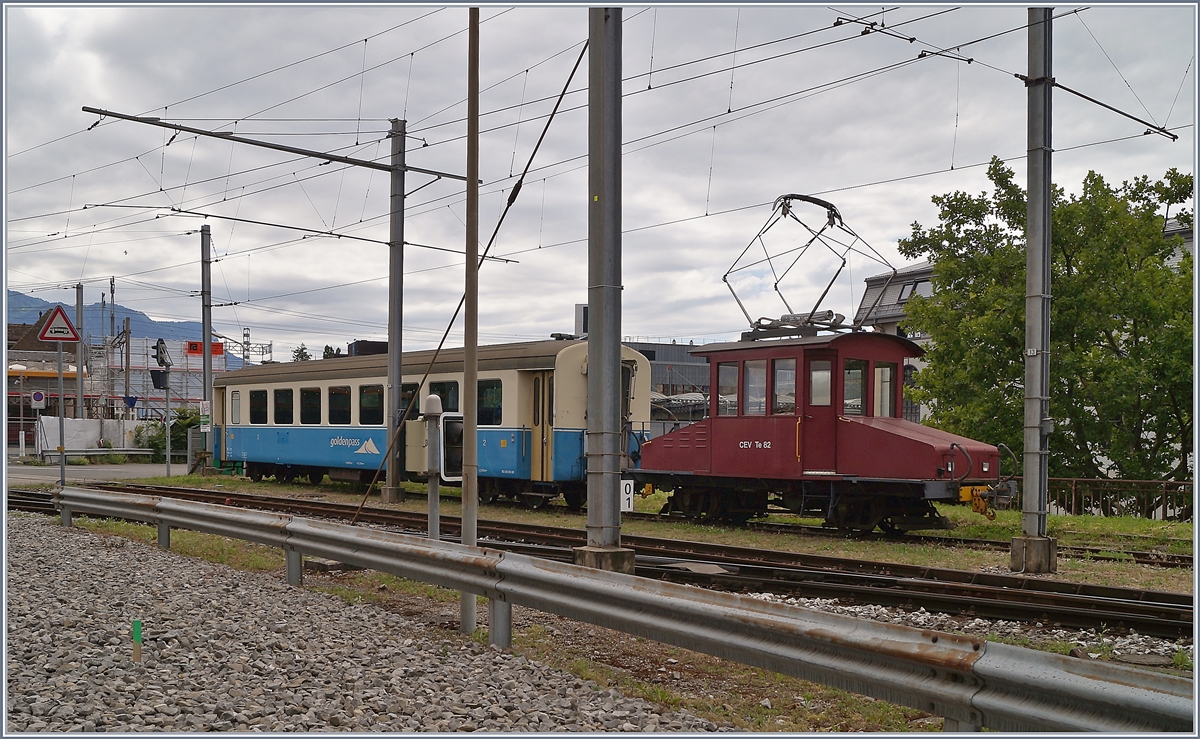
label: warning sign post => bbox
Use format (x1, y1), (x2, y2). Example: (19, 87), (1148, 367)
(37, 305), (80, 488)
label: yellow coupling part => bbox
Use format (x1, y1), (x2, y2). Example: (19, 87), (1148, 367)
(961, 485), (997, 520)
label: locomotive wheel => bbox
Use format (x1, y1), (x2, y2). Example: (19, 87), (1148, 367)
(308, 470), (324, 485)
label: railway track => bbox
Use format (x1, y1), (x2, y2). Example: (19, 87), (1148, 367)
(22, 482), (1192, 640)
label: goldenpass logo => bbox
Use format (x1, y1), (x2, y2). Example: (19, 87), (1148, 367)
(330, 436), (361, 448)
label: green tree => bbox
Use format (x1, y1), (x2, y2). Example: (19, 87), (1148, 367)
(899, 159), (1193, 481)
(322, 344), (343, 359)
(292, 343), (311, 362)
(134, 407), (203, 463)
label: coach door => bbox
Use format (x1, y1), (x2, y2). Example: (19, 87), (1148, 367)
(801, 353), (837, 471)
(530, 371), (554, 482)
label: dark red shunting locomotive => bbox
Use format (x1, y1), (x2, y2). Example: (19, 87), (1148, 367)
(632, 332), (1004, 533)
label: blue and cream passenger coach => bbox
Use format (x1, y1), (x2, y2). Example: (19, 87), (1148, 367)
(212, 340), (652, 508)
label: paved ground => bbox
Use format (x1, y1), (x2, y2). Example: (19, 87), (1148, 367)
(6, 460), (176, 486)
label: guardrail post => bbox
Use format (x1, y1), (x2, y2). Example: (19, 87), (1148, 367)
(60, 506), (72, 528)
(286, 549), (303, 586)
(942, 718), (980, 732)
(157, 523), (171, 550)
(489, 598), (512, 648)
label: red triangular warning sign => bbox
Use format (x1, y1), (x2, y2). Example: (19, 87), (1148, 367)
(36, 305), (81, 343)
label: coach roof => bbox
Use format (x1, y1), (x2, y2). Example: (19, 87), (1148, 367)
(214, 339), (585, 387)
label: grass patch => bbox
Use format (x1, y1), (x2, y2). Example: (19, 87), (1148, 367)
(73, 517), (284, 571)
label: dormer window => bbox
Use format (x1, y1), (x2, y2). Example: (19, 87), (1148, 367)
(898, 280), (931, 302)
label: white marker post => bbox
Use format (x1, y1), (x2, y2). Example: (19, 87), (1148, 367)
(37, 306), (81, 487)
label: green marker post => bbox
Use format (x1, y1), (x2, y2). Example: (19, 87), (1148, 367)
(132, 620), (142, 663)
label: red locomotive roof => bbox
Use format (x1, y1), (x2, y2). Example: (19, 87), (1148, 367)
(688, 331), (924, 358)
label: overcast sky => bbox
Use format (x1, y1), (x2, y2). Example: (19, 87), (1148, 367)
(5, 4), (1195, 357)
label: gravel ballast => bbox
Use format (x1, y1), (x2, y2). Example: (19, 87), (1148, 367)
(5, 514), (719, 732)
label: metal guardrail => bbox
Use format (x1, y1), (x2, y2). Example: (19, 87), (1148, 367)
(53, 487), (1192, 732)
(1008, 477), (1193, 521)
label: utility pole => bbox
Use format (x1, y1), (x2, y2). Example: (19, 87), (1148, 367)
(576, 7), (635, 574)
(124, 317), (131, 419)
(110, 277), (115, 338)
(1013, 6), (1057, 574)
(383, 118), (407, 505)
(75, 283), (84, 418)
(201, 224), (213, 471)
(461, 5), (481, 636)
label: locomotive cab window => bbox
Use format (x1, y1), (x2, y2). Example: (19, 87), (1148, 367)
(430, 381), (459, 413)
(359, 384), (384, 425)
(249, 390), (267, 424)
(300, 387), (321, 425)
(809, 361), (831, 406)
(717, 362), (738, 416)
(843, 359), (867, 416)
(773, 358), (796, 414)
(274, 389), (294, 425)
(329, 386), (351, 425)
(479, 379), (503, 426)
(743, 360), (767, 415)
(874, 362), (897, 418)
(230, 391), (241, 425)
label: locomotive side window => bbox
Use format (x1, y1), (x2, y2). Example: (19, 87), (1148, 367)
(773, 359), (796, 414)
(230, 391), (241, 425)
(843, 359), (867, 416)
(874, 363), (897, 417)
(809, 361), (831, 406)
(359, 384), (384, 425)
(249, 390), (267, 424)
(743, 360), (767, 415)
(430, 381), (459, 412)
(717, 362), (738, 416)
(329, 386), (351, 425)
(479, 379), (503, 425)
(300, 388), (321, 425)
(274, 389), (294, 425)
(401, 383), (418, 416)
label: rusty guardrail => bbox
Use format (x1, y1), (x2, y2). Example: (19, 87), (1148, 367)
(53, 487), (1192, 732)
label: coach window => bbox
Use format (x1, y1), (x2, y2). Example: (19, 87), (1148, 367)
(274, 389), (294, 425)
(743, 359), (767, 416)
(359, 384), (384, 425)
(843, 359), (868, 416)
(230, 391), (242, 425)
(328, 386), (351, 425)
(300, 387), (321, 425)
(809, 361), (831, 406)
(773, 358), (796, 414)
(717, 362), (738, 416)
(874, 362), (897, 417)
(401, 383), (419, 416)
(479, 379), (503, 425)
(430, 381), (459, 412)
(249, 390), (268, 424)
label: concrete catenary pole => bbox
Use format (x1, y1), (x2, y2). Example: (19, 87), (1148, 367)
(577, 8), (635, 574)
(461, 6), (481, 635)
(75, 283), (84, 418)
(384, 118), (407, 504)
(201, 225), (213, 470)
(1014, 7), (1057, 574)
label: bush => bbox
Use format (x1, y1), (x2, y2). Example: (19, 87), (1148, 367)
(134, 408), (203, 464)
(66, 455), (91, 466)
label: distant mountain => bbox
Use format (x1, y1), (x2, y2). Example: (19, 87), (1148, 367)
(7, 290), (245, 369)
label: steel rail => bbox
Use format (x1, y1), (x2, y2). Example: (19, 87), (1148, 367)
(70, 483), (1191, 637)
(52, 486), (1193, 732)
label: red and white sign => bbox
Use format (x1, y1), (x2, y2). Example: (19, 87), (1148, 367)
(36, 306), (80, 343)
(185, 341), (224, 356)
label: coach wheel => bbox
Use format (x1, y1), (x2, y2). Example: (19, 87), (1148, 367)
(521, 493), (549, 510)
(248, 466), (264, 483)
(563, 490), (586, 511)
(308, 470), (324, 485)
(278, 469), (295, 485)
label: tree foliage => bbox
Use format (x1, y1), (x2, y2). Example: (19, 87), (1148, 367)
(134, 408), (203, 463)
(292, 343), (311, 362)
(322, 344), (343, 359)
(899, 159), (1193, 480)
